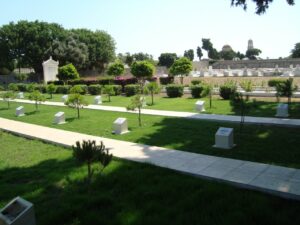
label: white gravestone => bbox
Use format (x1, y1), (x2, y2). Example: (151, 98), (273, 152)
(113, 117), (129, 135)
(16, 106), (25, 117)
(53, 112), (66, 124)
(0, 196), (36, 225)
(94, 96), (102, 104)
(140, 96), (147, 107)
(275, 103), (289, 117)
(213, 127), (235, 149)
(61, 95), (68, 102)
(195, 100), (205, 112)
(17, 92), (24, 99)
(42, 56), (59, 84)
(294, 65), (300, 77)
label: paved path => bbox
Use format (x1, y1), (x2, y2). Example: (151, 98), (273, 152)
(1, 117), (299, 200)
(6, 99), (300, 127)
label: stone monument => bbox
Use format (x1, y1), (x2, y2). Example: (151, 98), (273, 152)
(195, 100), (205, 112)
(213, 127), (235, 149)
(113, 118), (129, 135)
(53, 112), (66, 124)
(61, 95), (68, 102)
(94, 96), (102, 104)
(275, 103), (289, 117)
(42, 56), (59, 84)
(17, 92), (24, 99)
(16, 106), (25, 117)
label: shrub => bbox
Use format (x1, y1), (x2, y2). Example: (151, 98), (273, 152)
(159, 77), (174, 85)
(57, 63), (79, 84)
(56, 85), (71, 94)
(98, 76), (114, 85)
(8, 83), (18, 92)
(0, 85), (4, 91)
(34, 84), (47, 93)
(16, 83), (27, 92)
(46, 83), (57, 98)
(73, 85), (88, 95)
(88, 85), (102, 95)
(268, 79), (285, 87)
(191, 80), (201, 85)
(26, 83), (37, 93)
(219, 81), (237, 100)
(190, 85), (204, 98)
(124, 84), (140, 96)
(48, 80), (64, 85)
(111, 85), (122, 96)
(166, 84), (184, 98)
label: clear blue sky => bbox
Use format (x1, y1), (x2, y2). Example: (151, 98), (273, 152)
(1, 0), (299, 60)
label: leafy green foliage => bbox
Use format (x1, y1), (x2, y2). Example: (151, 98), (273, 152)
(57, 63), (79, 83)
(65, 86), (88, 119)
(130, 61), (155, 79)
(166, 84), (184, 98)
(28, 90), (45, 111)
(219, 81), (237, 100)
(144, 82), (160, 105)
(276, 78), (297, 104)
(190, 85), (205, 98)
(240, 80), (254, 101)
(107, 61), (125, 77)
(291, 42), (300, 58)
(201, 38), (220, 60)
(14, 73), (28, 82)
(183, 49), (194, 61)
(196, 46), (203, 60)
(0, 91), (16, 108)
(158, 53), (178, 68)
(72, 140), (112, 183)
(8, 83), (18, 92)
(169, 57), (192, 84)
(124, 84), (140, 97)
(127, 94), (144, 126)
(246, 48), (262, 60)
(220, 49), (236, 60)
(102, 85), (115, 102)
(87, 85), (101, 95)
(26, 83), (37, 93)
(46, 83), (57, 99)
(56, 85), (71, 94)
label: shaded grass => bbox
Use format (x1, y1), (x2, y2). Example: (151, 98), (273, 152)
(1, 132), (300, 225)
(1, 101), (300, 168)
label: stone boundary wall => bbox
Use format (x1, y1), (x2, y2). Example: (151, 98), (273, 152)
(212, 58), (300, 69)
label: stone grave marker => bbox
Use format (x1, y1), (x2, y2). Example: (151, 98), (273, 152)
(53, 112), (66, 124)
(195, 100), (205, 112)
(61, 95), (68, 102)
(94, 95), (102, 104)
(275, 103), (289, 117)
(113, 117), (129, 135)
(213, 127), (235, 149)
(17, 92), (24, 99)
(16, 106), (25, 117)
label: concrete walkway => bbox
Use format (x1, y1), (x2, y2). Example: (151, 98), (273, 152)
(1, 117), (299, 200)
(7, 99), (300, 127)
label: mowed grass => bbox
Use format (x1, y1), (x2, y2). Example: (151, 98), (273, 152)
(1, 101), (300, 168)
(1, 132), (300, 225)
(21, 92), (300, 118)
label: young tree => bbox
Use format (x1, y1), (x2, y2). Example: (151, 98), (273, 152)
(8, 83), (18, 92)
(144, 82), (160, 105)
(107, 61), (125, 77)
(57, 63), (79, 85)
(196, 47), (203, 61)
(1, 91), (16, 109)
(240, 80), (253, 101)
(46, 83), (57, 99)
(130, 60), (155, 93)
(72, 140), (113, 183)
(127, 94), (144, 127)
(158, 53), (177, 68)
(169, 57), (192, 85)
(28, 90), (45, 111)
(184, 49), (194, 61)
(230, 92), (247, 134)
(65, 85), (88, 119)
(277, 78), (297, 105)
(102, 85), (115, 102)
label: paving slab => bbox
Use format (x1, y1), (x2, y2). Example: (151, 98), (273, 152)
(0, 117), (300, 200)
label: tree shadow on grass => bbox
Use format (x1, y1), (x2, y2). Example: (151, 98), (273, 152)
(25, 111), (39, 116)
(66, 117), (77, 123)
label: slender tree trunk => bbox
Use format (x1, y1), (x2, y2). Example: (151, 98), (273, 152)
(35, 101), (38, 111)
(151, 91), (154, 105)
(108, 94), (111, 102)
(7, 100), (10, 109)
(77, 106), (80, 119)
(209, 92), (212, 109)
(138, 107), (141, 127)
(180, 76), (183, 85)
(51, 93), (53, 99)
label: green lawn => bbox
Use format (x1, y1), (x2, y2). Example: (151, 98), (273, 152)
(22, 93), (300, 118)
(1, 132), (300, 225)
(1, 101), (300, 168)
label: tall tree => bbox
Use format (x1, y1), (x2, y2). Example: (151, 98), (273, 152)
(130, 61), (155, 92)
(158, 53), (178, 68)
(107, 61), (125, 77)
(196, 47), (203, 60)
(291, 43), (300, 58)
(184, 49), (194, 61)
(246, 48), (262, 60)
(201, 39), (220, 60)
(231, 0), (295, 15)
(132, 52), (153, 61)
(169, 57), (192, 84)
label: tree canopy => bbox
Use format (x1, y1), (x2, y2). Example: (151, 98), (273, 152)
(169, 57), (192, 78)
(158, 53), (178, 68)
(196, 47), (203, 60)
(57, 63), (79, 83)
(184, 49), (194, 61)
(231, 0), (295, 15)
(291, 43), (300, 58)
(107, 61), (125, 76)
(130, 61), (155, 80)
(246, 48), (262, 60)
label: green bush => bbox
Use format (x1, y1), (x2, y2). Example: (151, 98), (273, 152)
(56, 85), (71, 94)
(0, 85), (4, 91)
(26, 83), (37, 93)
(111, 85), (122, 96)
(57, 63), (79, 83)
(268, 79), (285, 87)
(219, 81), (237, 100)
(190, 85), (205, 98)
(166, 84), (184, 98)
(8, 83), (18, 92)
(16, 83), (27, 92)
(191, 80), (201, 85)
(73, 85), (88, 94)
(87, 85), (102, 95)
(34, 84), (47, 93)
(124, 84), (140, 96)
(98, 76), (115, 85)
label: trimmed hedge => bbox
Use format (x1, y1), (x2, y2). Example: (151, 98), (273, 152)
(166, 84), (184, 98)
(56, 85), (71, 94)
(124, 84), (140, 96)
(219, 81), (237, 100)
(16, 83), (27, 92)
(190, 85), (204, 98)
(111, 85), (122, 96)
(191, 80), (201, 85)
(268, 79), (285, 87)
(87, 85), (102, 95)
(159, 77), (174, 85)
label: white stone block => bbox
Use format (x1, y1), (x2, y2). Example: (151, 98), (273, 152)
(213, 127), (235, 149)
(140, 97), (147, 107)
(17, 92), (24, 99)
(275, 103), (289, 118)
(94, 95), (102, 104)
(53, 111), (65, 124)
(113, 117), (129, 135)
(294, 65), (300, 77)
(61, 95), (68, 102)
(16, 106), (25, 117)
(195, 100), (205, 112)
(0, 196), (36, 225)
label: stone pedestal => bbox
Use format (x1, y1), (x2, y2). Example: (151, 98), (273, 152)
(94, 96), (102, 104)
(16, 106), (25, 117)
(61, 95), (68, 102)
(275, 103), (289, 117)
(17, 92), (24, 99)
(213, 127), (235, 149)
(53, 112), (65, 124)
(0, 196), (36, 225)
(195, 100), (205, 112)
(113, 118), (129, 135)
